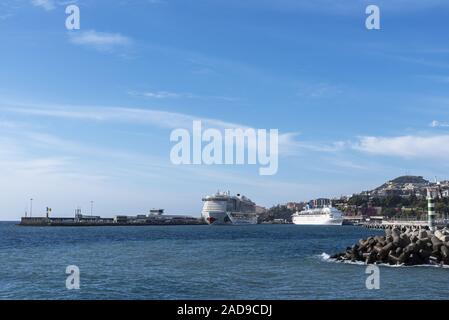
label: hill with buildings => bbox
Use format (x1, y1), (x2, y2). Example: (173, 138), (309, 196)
(369, 175), (431, 198)
(261, 176), (449, 222)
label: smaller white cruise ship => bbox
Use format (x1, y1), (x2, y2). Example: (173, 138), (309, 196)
(292, 206), (343, 226)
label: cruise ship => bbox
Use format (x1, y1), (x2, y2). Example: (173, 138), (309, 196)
(201, 191), (258, 225)
(292, 205), (343, 226)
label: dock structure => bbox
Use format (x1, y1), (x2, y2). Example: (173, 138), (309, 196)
(362, 219), (449, 230)
(19, 208), (206, 226)
(363, 220), (427, 230)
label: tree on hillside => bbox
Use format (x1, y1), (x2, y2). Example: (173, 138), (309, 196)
(259, 205), (294, 222)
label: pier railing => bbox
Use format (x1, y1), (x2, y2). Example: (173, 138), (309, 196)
(362, 218), (449, 229)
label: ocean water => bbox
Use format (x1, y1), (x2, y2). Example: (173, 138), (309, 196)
(0, 222), (448, 300)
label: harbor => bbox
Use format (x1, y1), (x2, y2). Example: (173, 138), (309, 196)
(17, 177), (449, 230)
(6, 177), (449, 300)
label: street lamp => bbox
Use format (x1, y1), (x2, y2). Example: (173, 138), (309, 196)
(90, 201), (94, 217)
(30, 198), (33, 218)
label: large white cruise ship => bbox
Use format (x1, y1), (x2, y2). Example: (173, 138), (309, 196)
(292, 206), (343, 226)
(202, 191), (258, 225)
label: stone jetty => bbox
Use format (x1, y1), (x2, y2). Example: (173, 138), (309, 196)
(332, 227), (449, 266)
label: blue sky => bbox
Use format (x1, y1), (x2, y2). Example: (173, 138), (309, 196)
(1, 0), (449, 219)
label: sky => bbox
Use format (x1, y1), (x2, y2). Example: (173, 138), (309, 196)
(1, 0), (449, 220)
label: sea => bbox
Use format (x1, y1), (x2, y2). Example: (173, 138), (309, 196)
(0, 222), (448, 300)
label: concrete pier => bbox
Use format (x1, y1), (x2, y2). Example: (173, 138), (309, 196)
(361, 219), (449, 230)
(19, 215), (206, 227)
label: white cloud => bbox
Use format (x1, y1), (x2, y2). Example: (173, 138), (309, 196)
(128, 90), (239, 102)
(278, 136), (347, 155)
(69, 30), (132, 51)
(10, 104), (449, 164)
(128, 90), (187, 99)
(2, 103), (300, 156)
(31, 0), (56, 11)
(354, 134), (449, 159)
(430, 120), (449, 128)
(3, 104), (234, 129)
(296, 82), (342, 98)
(329, 159), (369, 171)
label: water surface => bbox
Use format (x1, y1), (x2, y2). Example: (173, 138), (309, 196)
(0, 222), (447, 300)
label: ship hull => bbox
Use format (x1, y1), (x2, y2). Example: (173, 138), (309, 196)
(202, 211), (231, 225)
(292, 215), (343, 226)
(202, 211), (257, 225)
(228, 213), (258, 225)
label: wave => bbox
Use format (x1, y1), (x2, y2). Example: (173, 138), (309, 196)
(319, 253), (449, 269)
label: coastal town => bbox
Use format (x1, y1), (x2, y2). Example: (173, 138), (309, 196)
(261, 175), (449, 225)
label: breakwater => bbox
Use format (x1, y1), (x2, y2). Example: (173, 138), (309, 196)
(19, 216), (206, 227)
(332, 227), (449, 266)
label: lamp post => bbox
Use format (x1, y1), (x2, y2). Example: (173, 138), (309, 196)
(90, 201), (94, 217)
(30, 198), (33, 218)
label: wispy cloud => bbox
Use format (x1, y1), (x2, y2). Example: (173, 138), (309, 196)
(127, 90), (239, 102)
(278, 136), (347, 155)
(69, 30), (132, 52)
(2, 104), (237, 129)
(2, 103), (299, 155)
(430, 120), (449, 128)
(31, 0), (56, 11)
(10, 104), (449, 163)
(421, 75), (449, 84)
(330, 159), (370, 171)
(128, 90), (193, 99)
(296, 82), (343, 99)
(354, 134), (449, 159)
(0, 119), (26, 129)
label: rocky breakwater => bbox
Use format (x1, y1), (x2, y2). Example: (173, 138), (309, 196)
(332, 227), (449, 266)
